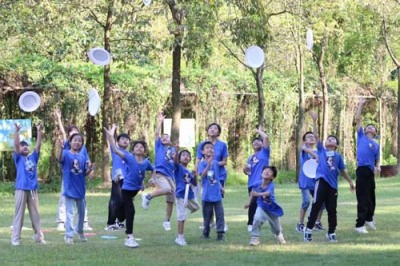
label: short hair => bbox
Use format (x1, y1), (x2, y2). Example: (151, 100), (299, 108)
(252, 137), (263, 143)
(117, 133), (131, 142)
(67, 125), (79, 135)
(201, 141), (213, 151)
(365, 124), (377, 135)
(131, 140), (148, 153)
(69, 133), (84, 144)
(19, 140), (29, 146)
(178, 149), (192, 161)
(302, 131), (314, 141)
(206, 123), (221, 136)
(327, 135), (339, 147)
(262, 166), (278, 178)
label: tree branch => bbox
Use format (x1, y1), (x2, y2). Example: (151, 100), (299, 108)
(220, 40), (256, 74)
(382, 18), (400, 67)
(89, 8), (106, 29)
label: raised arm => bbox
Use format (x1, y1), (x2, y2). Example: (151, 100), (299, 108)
(199, 156), (213, 178)
(13, 123), (21, 154)
(55, 109), (67, 142)
(255, 125), (269, 148)
(155, 111), (165, 140)
(355, 98), (366, 132)
(310, 111), (319, 141)
(104, 124), (125, 159)
(35, 124), (43, 153)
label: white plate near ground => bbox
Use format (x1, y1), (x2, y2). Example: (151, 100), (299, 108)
(88, 88), (101, 116)
(303, 159), (318, 178)
(18, 91), (41, 112)
(88, 48), (111, 66)
(245, 45), (265, 68)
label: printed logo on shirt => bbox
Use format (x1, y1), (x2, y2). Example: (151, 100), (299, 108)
(251, 155), (260, 165)
(71, 159), (83, 174)
(326, 151), (336, 171)
(165, 147), (174, 162)
(207, 170), (217, 185)
(25, 159), (35, 173)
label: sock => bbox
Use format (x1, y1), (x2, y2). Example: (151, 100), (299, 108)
(178, 234), (184, 239)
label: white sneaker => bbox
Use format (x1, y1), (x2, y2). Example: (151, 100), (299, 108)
(276, 233), (286, 245)
(163, 221), (171, 231)
(11, 240), (20, 246)
(365, 221), (376, 231)
(247, 225), (253, 232)
(355, 226), (368, 234)
(83, 223), (93, 231)
(249, 236), (260, 246)
(57, 223), (65, 231)
(125, 238), (139, 248)
(224, 223), (229, 232)
(64, 236), (74, 245)
(175, 237), (187, 246)
(79, 233), (88, 242)
(141, 193), (150, 210)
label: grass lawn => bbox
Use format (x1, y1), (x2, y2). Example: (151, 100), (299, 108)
(0, 176), (399, 266)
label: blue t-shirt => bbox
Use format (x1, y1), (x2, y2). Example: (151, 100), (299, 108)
(198, 159), (222, 202)
(356, 128), (380, 171)
(246, 147), (270, 188)
(111, 148), (128, 180)
(253, 182), (284, 217)
(298, 149), (317, 189)
(196, 139), (229, 181)
(315, 141), (346, 190)
(154, 138), (175, 179)
(13, 150), (40, 190)
(61, 150), (88, 199)
(122, 150), (154, 191)
(175, 163), (196, 199)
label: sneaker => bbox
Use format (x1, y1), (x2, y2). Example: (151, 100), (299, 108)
(175, 237), (187, 246)
(314, 222), (325, 231)
(326, 233), (337, 243)
(104, 224), (119, 231)
(64, 236), (74, 245)
(276, 233), (286, 245)
(141, 193), (150, 210)
(217, 233), (224, 241)
(57, 222), (65, 231)
(32, 234), (46, 244)
(247, 225), (253, 232)
(355, 226), (368, 234)
(304, 227), (313, 242)
(202, 233), (210, 239)
(11, 240), (20, 246)
(249, 236), (260, 246)
(125, 238), (139, 248)
(296, 222), (304, 233)
(365, 221), (376, 231)
(83, 223), (93, 231)
(224, 223), (228, 232)
(117, 221), (125, 229)
(79, 233), (88, 242)
(163, 221), (171, 231)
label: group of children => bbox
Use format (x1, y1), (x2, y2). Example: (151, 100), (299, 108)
(9, 98), (380, 247)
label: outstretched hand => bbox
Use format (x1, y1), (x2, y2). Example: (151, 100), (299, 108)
(157, 111), (165, 123)
(15, 123), (21, 132)
(310, 111), (317, 121)
(104, 124), (117, 137)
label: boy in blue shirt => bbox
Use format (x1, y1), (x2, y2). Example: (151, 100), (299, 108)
(11, 123), (45, 246)
(141, 112), (176, 231)
(198, 141), (225, 241)
(243, 126), (270, 232)
(245, 166), (286, 246)
(105, 124), (154, 248)
(303, 134), (355, 242)
(354, 98), (380, 233)
(105, 133), (130, 231)
(174, 147), (199, 246)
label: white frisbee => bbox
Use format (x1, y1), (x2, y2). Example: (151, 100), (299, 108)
(303, 159), (318, 178)
(306, 28), (313, 51)
(143, 0), (152, 6)
(183, 184), (190, 207)
(88, 48), (111, 66)
(88, 88), (101, 116)
(18, 91), (41, 112)
(245, 45), (265, 68)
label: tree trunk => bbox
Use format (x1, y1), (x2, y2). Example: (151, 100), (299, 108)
(295, 42), (305, 182)
(101, 0), (114, 184)
(317, 34), (329, 141)
(254, 67), (265, 128)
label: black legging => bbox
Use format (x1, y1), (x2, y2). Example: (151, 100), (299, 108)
(355, 166), (376, 227)
(247, 187), (257, 226)
(107, 180), (125, 225)
(122, 189), (139, 235)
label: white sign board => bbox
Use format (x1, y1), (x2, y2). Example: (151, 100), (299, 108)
(163, 118), (195, 148)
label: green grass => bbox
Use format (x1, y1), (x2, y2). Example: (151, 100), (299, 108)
(1, 177), (400, 266)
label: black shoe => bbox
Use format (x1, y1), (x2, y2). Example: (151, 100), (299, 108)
(217, 233), (224, 241)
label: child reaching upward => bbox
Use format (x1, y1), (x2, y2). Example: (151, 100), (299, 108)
(245, 166), (286, 246)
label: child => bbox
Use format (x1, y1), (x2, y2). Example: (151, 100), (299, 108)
(105, 133), (130, 231)
(141, 112), (176, 231)
(57, 133), (94, 244)
(54, 109), (93, 231)
(174, 147), (200, 246)
(198, 141), (225, 241)
(245, 166), (286, 246)
(11, 123), (45, 246)
(243, 126), (270, 232)
(296, 112), (324, 232)
(303, 133), (355, 243)
(104, 125), (154, 248)
(354, 98), (380, 233)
